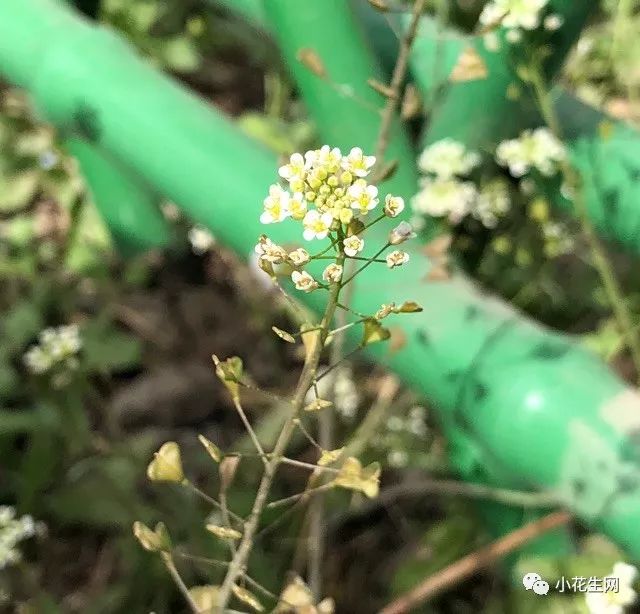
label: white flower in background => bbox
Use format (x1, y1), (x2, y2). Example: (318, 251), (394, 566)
(261, 184), (290, 224)
(348, 181), (379, 214)
(483, 31), (501, 52)
(188, 225), (215, 254)
(585, 562), (637, 614)
(496, 128), (565, 177)
(418, 139), (480, 180)
(389, 221), (417, 245)
(24, 324), (82, 383)
(342, 147), (376, 178)
(506, 29), (523, 43)
(334, 366), (360, 419)
(387, 450), (409, 468)
(544, 13), (563, 31)
(288, 248), (310, 267)
(412, 178), (478, 223)
(473, 179), (511, 228)
(254, 235), (288, 264)
(384, 194), (405, 218)
(479, 0), (550, 31)
(542, 221), (574, 256)
(0, 506), (41, 570)
(302, 210), (333, 241)
(278, 152), (308, 183)
(386, 250), (410, 269)
(291, 270), (319, 293)
(343, 235), (364, 257)
(322, 263), (343, 283)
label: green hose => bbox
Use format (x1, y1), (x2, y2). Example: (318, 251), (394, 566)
(1, 0), (640, 559)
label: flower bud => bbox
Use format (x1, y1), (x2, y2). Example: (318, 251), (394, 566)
(389, 221), (416, 245)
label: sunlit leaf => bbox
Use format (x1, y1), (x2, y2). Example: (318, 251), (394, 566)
(147, 442), (184, 483)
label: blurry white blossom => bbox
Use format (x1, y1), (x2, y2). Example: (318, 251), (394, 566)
(0, 507), (40, 570)
(24, 325), (82, 385)
(389, 221), (417, 245)
(543, 14), (563, 31)
(322, 263), (343, 284)
(479, 0), (549, 31)
(387, 450), (409, 468)
(384, 194), (405, 218)
(188, 225), (215, 255)
(506, 29), (523, 43)
(418, 139), (480, 180)
(496, 128), (565, 177)
(542, 221), (574, 257)
(586, 562), (637, 614)
(473, 179), (511, 228)
(412, 178), (478, 223)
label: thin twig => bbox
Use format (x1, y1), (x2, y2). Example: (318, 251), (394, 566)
(161, 553), (200, 613)
(378, 510), (571, 614)
(233, 397), (268, 466)
(182, 481), (244, 525)
(372, 0), (427, 181)
(267, 483), (335, 510)
(216, 251), (345, 611)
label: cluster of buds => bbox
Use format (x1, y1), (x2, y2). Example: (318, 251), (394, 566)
(0, 506), (42, 570)
(256, 145), (411, 293)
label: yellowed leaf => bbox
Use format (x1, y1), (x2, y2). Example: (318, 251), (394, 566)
(206, 524), (242, 540)
(304, 398), (334, 412)
(198, 434), (222, 463)
(334, 457), (381, 498)
(147, 442), (184, 483)
(449, 46), (488, 82)
(232, 584), (264, 612)
(188, 585), (220, 613)
(297, 48), (326, 78)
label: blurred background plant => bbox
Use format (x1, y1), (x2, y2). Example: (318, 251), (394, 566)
(1, 0), (640, 612)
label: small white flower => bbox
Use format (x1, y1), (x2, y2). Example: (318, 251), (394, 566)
(288, 192), (308, 220)
(322, 263), (343, 283)
(496, 128), (565, 177)
(302, 210), (334, 241)
(585, 562), (637, 614)
(188, 225), (215, 254)
(24, 324), (82, 380)
(418, 139), (480, 179)
(506, 28), (522, 43)
(343, 235), (364, 257)
(384, 194), (405, 218)
(288, 248), (310, 266)
(348, 181), (379, 214)
(291, 270), (319, 293)
(23, 347), (51, 375)
(483, 31), (501, 52)
(255, 235), (288, 264)
(389, 221), (416, 245)
(388, 450), (409, 468)
(260, 184), (290, 224)
(473, 179), (510, 228)
(316, 145), (343, 173)
(386, 250), (410, 269)
(278, 152), (307, 183)
(544, 14), (563, 31)
(480, 0), (550, 31)
(342, 147), (376, 178)
(412, 178), (478, 223)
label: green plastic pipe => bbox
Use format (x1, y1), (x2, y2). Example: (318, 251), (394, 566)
(65, 139), (171, 252)
(2, 0), (640, 559)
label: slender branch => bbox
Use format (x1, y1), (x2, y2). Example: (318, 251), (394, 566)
(215, 252), (345, 611)
(182, 481), (244, 526)
(233, 397), (268, 466)
(342, 242), (391, 286)
(161, 552), (200, 613)
(372, 0), (427, 180)
(378, 511), (571, 614)
(279, 456), (339, 474)
(267, 483), (335, 510)
(529, 60), (640, 383)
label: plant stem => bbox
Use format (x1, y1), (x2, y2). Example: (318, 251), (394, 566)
(372, 0), (427, 180)
(161, 552), (200, 613)
(529, 61), (640, 383)
(215, 253), (345, 611)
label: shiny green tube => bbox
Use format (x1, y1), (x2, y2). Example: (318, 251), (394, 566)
(2, 0), (640, 559)
(65, 139), (170, 252)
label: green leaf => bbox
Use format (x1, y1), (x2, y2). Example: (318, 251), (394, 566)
(82, 320), (142, 373)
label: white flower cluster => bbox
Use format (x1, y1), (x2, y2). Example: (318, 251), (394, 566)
(496, 128), (565, 177)
(23, 324), (82, 385)
(0, 507), (39, 570)
(586, 562), (637, 614)
(188, 225), (215, 255)
(480, 0), (561, 43)
(413, 139), (492, 225)
(371, 406), (428, 469)
(256, 146), (410, 293)
(474, 179), (511, 228)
